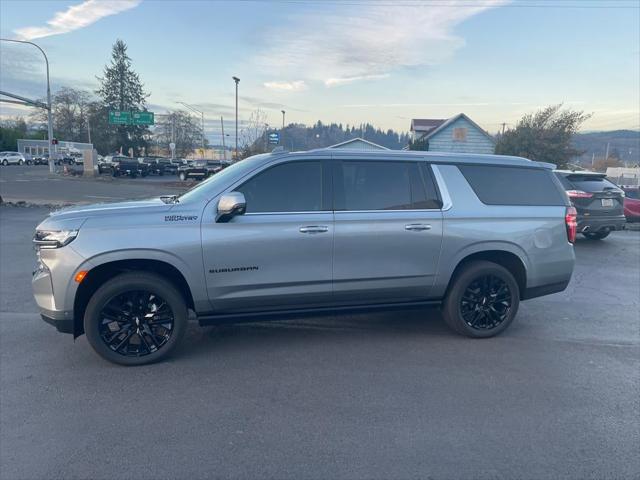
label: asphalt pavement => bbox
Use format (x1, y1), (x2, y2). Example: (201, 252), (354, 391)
(0, 165), (189, 205)
(0, 206), (639, 480)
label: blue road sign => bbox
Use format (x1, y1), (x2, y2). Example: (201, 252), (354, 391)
(268, 132), (280, 145)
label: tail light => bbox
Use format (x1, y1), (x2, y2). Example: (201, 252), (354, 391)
(566, 190), (593, 199)
(565, 206), (577, 243)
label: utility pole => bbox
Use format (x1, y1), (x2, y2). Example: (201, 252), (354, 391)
(220, 116), (227, 161)
(501, 122), (507, 135)
(87, 117), (91, 144)
(604, 142), (610, 161)
(233, 76), (240, 160)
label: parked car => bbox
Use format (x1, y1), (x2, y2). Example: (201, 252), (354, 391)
(112, 157), (150, 178)
(621, 186), (640, 222)
(0, 151), (26, 166)
(141, 157), (176, 175)
(554, 170), (626, 240)
(177, 160), (219, 181)
(32, 153), (50, 165)
(33, 149), (575, 365)
(177, 160), (229, 181)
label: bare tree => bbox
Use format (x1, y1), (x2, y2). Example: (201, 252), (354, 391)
(152, 111), (207, 157)
(239, 109), (268, 158)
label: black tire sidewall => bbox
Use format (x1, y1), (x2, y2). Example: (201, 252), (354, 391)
(84, 272), (188, 365)
(443, 261), (520, 338)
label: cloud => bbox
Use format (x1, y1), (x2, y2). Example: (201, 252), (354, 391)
(264, 80), (307, 91)
(254, 1), (508, 87)
(325, 74), (389, 88)
(14, 0), (142, 40)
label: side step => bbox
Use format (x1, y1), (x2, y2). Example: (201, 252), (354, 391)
(197, 300), (442, 326)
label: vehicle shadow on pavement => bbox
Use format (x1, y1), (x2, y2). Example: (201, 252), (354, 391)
(178, 308), (464, 362)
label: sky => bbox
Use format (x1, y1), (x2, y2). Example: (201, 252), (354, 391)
(0, 0), (639, 144)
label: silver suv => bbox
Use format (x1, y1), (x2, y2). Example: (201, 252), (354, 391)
(32, 150), (576, 365)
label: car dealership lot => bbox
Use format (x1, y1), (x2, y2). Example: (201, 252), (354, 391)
(0, 205), (638, 479)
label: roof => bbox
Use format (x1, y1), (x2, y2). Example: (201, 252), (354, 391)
(271, 148), (549, 169)
(410, 119), (446, 132)
(327, 137), (389, 150)
(417, 113), (496, 144)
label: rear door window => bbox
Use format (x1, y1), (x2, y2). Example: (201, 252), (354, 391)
(337, 161), (440, 211)
(459, 165), (566, 206)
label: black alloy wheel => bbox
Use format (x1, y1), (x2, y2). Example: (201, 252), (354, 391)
(442, 260), (520, 338)
(459, 274), (512, 331)
(98, 290), (175, 357)
(84, 272), (187, 365)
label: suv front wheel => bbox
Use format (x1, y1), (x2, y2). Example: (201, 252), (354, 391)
(84, 272), (188, 365)
(443, 261), (520, 338)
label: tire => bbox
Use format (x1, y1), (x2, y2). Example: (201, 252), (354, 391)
(179, 172), (187, 181)
(583, 231), (610, 240)
(18, 159), (24, 165)
(84, 272), (188, 366)
(26, 160), (32, 165)
(2, 160), (8, 166)
(442, 260), (520, 338)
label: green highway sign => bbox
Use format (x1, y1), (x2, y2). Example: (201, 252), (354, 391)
(109, 110), (130, 125)
(109, 110), (154, 125)
(132, 111), (154, 125)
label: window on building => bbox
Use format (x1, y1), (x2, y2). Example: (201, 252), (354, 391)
(453, 127), (467, 142)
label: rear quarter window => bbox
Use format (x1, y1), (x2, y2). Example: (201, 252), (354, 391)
(459, 165), (566, 206)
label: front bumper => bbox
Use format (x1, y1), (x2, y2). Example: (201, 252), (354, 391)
(41, 311), (74, 334)
(33, 268), (75, 334)
(577, 215), (626, 233)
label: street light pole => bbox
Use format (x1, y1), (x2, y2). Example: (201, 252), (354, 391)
(177, 102), (205, 158)
(281, 110), (285, 148)
(232, 76), (240, 160)
(1, 38), (56, 173)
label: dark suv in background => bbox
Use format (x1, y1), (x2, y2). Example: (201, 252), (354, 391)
(554, 170), (625, 240)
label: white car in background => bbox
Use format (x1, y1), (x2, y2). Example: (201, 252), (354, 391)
(0, 151), (26, 166)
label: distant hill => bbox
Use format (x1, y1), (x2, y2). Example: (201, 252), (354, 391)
(572, 130), (640, 165)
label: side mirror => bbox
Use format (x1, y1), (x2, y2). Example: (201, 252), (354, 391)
(216, 192), (246, 223)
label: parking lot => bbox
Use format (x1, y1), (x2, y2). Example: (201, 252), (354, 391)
(0, 182), (638, 479)
(0, 164), (189, 205)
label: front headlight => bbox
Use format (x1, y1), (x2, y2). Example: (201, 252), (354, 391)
(33, 229), (79, 249)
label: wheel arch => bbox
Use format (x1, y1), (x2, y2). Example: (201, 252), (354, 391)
(72, 258), (196, 338)
(443, 247), (528, 300)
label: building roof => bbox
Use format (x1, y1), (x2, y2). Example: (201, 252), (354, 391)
(410, 118), (446, 133)
(327, 137), (389, 150)
(416, 113), (496, 144)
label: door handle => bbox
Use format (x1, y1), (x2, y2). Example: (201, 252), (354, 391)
(405, 223), (432, 231)
(299, 225), (329, 234)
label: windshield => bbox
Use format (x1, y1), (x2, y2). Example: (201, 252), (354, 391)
(177, 154), (272, 204)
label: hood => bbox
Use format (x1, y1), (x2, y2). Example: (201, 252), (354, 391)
(39, 197), (174, 230)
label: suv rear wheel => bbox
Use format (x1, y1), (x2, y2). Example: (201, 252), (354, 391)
(84, 272), (188, 365)
(443, 261), (520, 338)
(583, 231), (610, 240)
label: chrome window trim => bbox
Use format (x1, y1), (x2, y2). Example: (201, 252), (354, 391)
(430, 164), (453, 211)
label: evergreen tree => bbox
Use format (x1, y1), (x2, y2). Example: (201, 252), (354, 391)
(96, 39), (150, 155)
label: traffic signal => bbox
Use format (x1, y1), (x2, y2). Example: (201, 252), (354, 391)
(52, 138), (59, 145)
